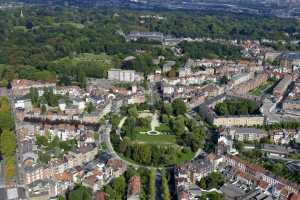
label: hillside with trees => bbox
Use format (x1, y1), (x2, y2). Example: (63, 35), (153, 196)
(1, 8), (300, 87)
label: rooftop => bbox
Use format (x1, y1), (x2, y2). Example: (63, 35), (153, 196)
(261, 144), (289, 155)
(220, 183), (245, 198)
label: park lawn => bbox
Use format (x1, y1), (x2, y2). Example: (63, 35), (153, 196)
(135, 127), (151, 133)
(174, 150), (194, 165)
(134, 134), (177, 144)
(250, 80), (278, 96)
(155, 123), (172, 133)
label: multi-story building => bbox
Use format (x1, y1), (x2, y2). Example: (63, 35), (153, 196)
(108, 69), (136, 82)
(283, 99), (300, 111)
(127, 94), (146, 104)
(75, 144), (98, 164)
(231, 73), (254, 86)
(221, 127), (267, 142)
(24, 164), (50, 185)
(261, 144), (290, 158)
(234, 73), (268, 95)
(225, 155), (299, 199)
(213, 115), (265, 127)
(217, 136), (234, 155)
(14, 99), (32, 112)
(273, 74), (293, 98)
(279, 52), (300, 68)
(126, 32), (164, 42)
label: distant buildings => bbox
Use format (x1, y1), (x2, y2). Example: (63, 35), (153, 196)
(162, 60), (176, 73)
(279, 52), (300, 68)
(127, 94), (146, 104)
(125, 31), (184, 46)
(264, 51), (281, 62)
(15, 99), (32, 112)
(261, 144), (290, 158)
(231, 73), (254, 87)
(282, 78), (300, 113)
(126, 32), (164, 42)
(11, 79), (56, 96)
(108, 69), (141, 82)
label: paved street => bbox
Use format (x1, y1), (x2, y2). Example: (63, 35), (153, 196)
(102, 123), (141, 168)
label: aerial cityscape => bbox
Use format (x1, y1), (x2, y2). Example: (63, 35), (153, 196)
(2, 0), (300, 200)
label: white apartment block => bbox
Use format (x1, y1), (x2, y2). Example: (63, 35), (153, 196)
(108, 69), (136, 82)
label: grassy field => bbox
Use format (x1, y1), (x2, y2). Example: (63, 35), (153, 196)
(250, 80), (278, 96)
(175, 151), (194, 165)
(155, 123), (171, 133)
(135, 134), (177, 144)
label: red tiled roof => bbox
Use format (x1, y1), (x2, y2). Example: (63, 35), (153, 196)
(258, 180), (270, 190)
(96, 191), (106, 200)
(106, 158), (124, 169)
(178, 191), (189, 200)
(54, 171), (72, 182)
(281, 187), (289, 198)
(207, 153), (216, 161)
(290, 193), (300, 200)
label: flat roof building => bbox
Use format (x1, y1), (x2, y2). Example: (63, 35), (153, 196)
(108, 69), (136, 82)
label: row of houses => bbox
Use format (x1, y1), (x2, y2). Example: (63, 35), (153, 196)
(220, 127), (267, 142)
(24, 144), (98, 185)
(24, 110), (102, 124)
(26, 155), (126, 198)
(162, 82), (224, 107)
(199, 95), (265, 127)
(225, 155), (300, 200)
(273, 74), (293, 98)
(233, 73), (269, 95)
(175, 153), (224, 200)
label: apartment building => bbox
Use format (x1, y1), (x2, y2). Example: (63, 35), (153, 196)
(213, 115), (265, 127)
(108, 69), (136, 82)
(234, 73), (268, 95)
(273, 74), (293, 98)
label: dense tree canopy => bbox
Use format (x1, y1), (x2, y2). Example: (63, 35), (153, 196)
(179, 41), (242, 60)
(1, 7), (300, 85)
(198, 172), (224, 190)
(68, 185), (92, 200)
(215, 98), (260, 116)
(103, 176), (126, 200)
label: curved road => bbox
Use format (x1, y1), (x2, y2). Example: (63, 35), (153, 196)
(102, 120), (203, 169)
(102, 123), (150, 169)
